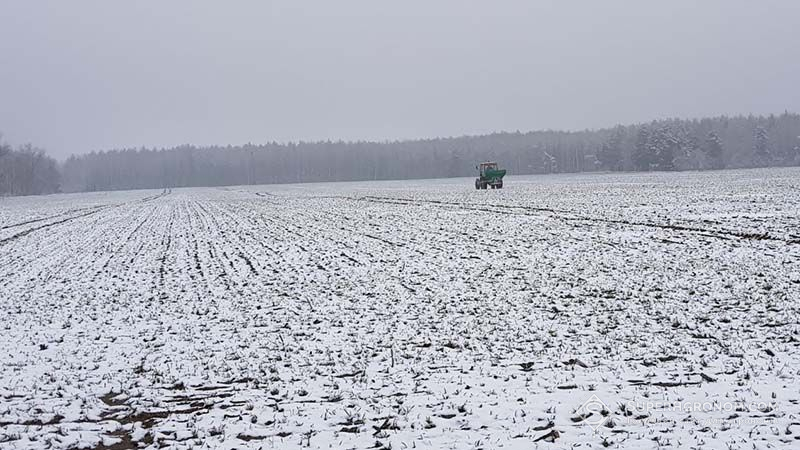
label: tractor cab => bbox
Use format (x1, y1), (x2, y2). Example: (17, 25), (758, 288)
(477, 162), (499, 177)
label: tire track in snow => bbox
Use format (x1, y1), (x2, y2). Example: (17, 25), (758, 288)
(352, 195), (800, 245)
(0, 205), (107, 230)
(0, 192), (169, 247)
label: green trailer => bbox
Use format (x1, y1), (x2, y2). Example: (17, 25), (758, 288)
(475, 161), (506, 189)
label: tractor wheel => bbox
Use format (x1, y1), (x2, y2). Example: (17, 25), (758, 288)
(475, 179), (480, 190)
(497, 180), (503, 189)
(481, 182), (488, 190)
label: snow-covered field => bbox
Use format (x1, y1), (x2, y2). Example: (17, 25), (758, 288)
(1, 168), (799, 449)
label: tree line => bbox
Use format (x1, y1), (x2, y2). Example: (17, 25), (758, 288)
(0, 139), (60, 196)
(2, 113), (800, 196)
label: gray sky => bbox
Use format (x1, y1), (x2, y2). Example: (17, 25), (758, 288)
(1, 0), (799, 159)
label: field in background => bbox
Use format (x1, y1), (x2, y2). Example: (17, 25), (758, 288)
(1, 168), (799, 449)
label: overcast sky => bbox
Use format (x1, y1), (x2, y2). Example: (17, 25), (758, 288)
(1, 0), (798, 159)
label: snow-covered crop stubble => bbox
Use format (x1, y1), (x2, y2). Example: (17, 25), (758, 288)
(1, 168), (798, 449)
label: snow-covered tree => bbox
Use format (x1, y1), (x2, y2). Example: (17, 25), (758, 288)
(703, 131), (725, 169)
(647, 125), (679, 171)
(753, 126), (771, 167)
(541, 151), (558, 173)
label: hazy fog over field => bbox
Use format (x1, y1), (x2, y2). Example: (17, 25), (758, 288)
(1, 0), (799, 158)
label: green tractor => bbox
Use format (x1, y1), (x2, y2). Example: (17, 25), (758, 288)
(475, 161), (506, 189)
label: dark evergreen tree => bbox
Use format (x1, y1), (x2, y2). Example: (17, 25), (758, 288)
(598, 126), (625, 171)
(632, 126), (653, 171)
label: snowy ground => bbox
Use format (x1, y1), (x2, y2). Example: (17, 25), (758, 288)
(1, 168), (799, 449)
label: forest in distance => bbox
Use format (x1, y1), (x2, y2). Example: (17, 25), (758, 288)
(1, 112), (800, 196)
